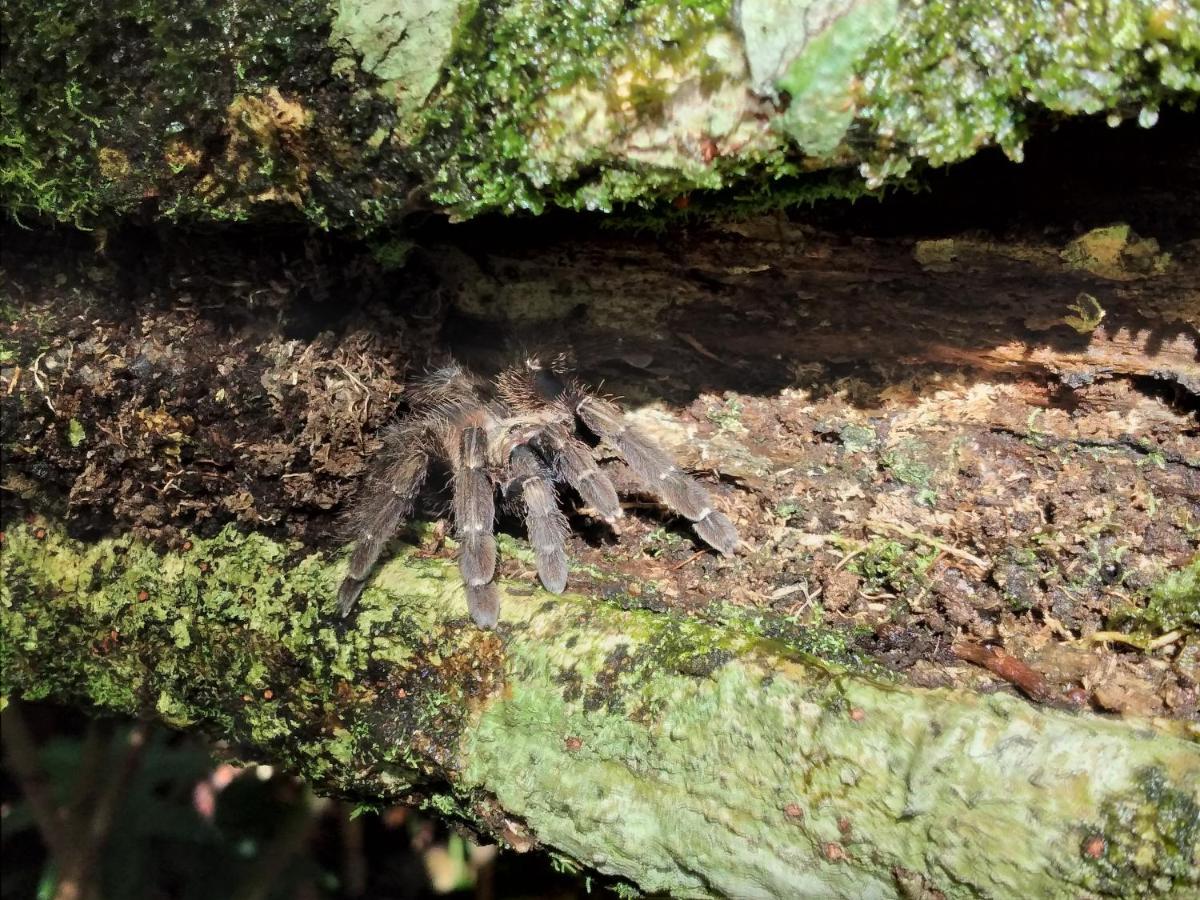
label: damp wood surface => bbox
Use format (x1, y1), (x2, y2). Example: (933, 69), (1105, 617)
(2, 153), (1200, 894)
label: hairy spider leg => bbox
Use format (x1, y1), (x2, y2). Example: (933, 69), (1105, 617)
(573, 394), (740, 556)
(539, 426), (623, 524)
(454, 422), (500, 627)
(508, 445), (569, 593)
(501, 362), (624, 525)
(338, 440), (430, 616)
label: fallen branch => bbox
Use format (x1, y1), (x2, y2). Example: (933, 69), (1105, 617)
(2, 522), (1197, 898)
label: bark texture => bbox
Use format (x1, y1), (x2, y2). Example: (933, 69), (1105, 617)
(2, 522), (1198, 899)
(2, 0), (1199, 226)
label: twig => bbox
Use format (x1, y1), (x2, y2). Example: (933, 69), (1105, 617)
(866, 520), (991, 570)
(232, 785), (327, 900)
(832, 546), (865, 574)
(671, 550), (706, 571)
(54, 723), (149, 900)
(0, 703), (70, 862)
(678, 333), (723, 364)
(953, 643), (1058, 705)
(1147, 629), (1185, 651)
(1082, 631), (1150, 650)
(30, 352), (57, 413)
(1083, 629), (1186, 652)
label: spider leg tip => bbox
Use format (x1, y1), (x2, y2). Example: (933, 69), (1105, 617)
(467, 583), (501, 628)
(692, 510), (740, 557)
(337, 578), (365, 617)
(471, 608), (500, 629)
(541, 573), (568, 594)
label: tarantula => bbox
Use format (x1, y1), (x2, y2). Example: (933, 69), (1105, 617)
(337, 357), (739, 627)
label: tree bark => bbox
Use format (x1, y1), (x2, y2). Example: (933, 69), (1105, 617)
(2, 522), (1198, 899)
(2, 0), (1198, 226)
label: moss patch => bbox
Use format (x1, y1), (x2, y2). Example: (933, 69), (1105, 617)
(4, 0), (1200, 224)
(1, 0), (410, 229)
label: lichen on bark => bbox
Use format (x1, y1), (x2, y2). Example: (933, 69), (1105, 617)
(3, 521), (1198, 898)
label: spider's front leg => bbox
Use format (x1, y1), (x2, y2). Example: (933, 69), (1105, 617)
(540, 426), (623, 525)
(338, 434), (430, 616)
(508, 445), (569, 594)
(496, 362), (622, 523)
(573, 393), (740, 556)
(454, 423), (500, 627)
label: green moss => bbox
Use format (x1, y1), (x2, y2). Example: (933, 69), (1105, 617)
(697, 601), (882, 674)
(1082, 767), (1200, 896)
(0, 521), (474, 796)
(66, 417), (86, 448)
(706, 396), (746, 433)
(881, 445), (935, 490)
(417, 0), (900, 218)
(1, 80), (103, 226)
(1110, 559), (1200, 636)
(6, 0), (1199, 224)
(419, 0), (1200, 217)
(837, 423), (877, 454)
(856, 0), (1200, 186)
(0, 0), (408, 229)
(851, 539), (939, 597)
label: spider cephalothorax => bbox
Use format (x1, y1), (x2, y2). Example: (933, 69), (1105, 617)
(338, 356), (739, 627)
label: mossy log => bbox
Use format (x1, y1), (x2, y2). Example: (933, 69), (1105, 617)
(2, 522), (1198, 899)
(3, 0), (1199, 227)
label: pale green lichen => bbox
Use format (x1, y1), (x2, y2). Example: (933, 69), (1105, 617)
(466, 599), (1200, 896)
(329, 0), (470, 132)
(768, 0), (899, 156)
(3, 521), (1198, 896)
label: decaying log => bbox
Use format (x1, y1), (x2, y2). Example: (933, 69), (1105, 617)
(2, 523), (1198, 899)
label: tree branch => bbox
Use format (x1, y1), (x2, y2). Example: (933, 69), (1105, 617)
(3, 522), (1197, 898)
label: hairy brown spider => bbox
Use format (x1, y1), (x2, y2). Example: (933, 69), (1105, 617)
(338, 357), (739, 627)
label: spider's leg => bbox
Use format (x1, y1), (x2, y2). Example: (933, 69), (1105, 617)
(455, 424), (500, 627)
(509, 445), (569, 594)
(338, 446), (430, 616)
(542, 428), (623, 524)
(574, 395), (740, 556)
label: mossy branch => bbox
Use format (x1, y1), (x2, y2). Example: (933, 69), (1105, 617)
(3, 0), (1198, 226)
(2, 522), (1197, 898)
